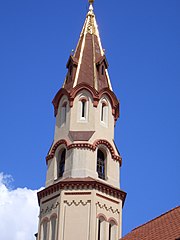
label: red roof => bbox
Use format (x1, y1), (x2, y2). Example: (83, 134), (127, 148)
(63, 5), (112, 92)
(121, 206), (180, 240)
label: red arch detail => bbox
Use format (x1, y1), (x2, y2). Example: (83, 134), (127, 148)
(93, 139), (122, 164)
(46, 139), (68, 162)
(97, 213), (107, 221)
(52, 88), (70, 116)
(108, 217), (118, 225)
(46, 139), (122, 166)
(50, 213), (58, 219)
(41, 217), (49, 224)
(52, 84), (119, 120)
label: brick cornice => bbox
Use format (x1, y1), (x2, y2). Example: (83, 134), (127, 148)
(37, 178), (126, 207)
(46, 139), (122, 166)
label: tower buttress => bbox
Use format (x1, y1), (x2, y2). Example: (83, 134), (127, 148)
(37, 1), (126, 240)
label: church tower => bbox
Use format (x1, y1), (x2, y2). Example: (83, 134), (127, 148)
(36, 1), (126, 239)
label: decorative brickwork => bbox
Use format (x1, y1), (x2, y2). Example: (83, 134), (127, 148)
(46, 139), (122, 165)
(52, 83), (119, 120)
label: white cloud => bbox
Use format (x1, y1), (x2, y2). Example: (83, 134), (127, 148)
(0, 172), (42, 240)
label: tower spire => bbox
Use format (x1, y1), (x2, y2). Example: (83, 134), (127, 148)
(60, 0), (114, 94)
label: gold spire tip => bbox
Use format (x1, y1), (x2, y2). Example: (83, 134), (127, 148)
(89, 0), (94, 4)
(88, 0), (94, 11)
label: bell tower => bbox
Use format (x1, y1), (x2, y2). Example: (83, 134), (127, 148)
(36, 1), (126, 240)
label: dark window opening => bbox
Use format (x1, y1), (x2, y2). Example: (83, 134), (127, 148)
(69, 66), (72, 76)
(101, 65), (104, 75)
(58, 149), (66, 178)
(109, 223), (112, 240)
(101, 104), (105, 122)
(61, 103), (67, 125)
(81, 100), (86, 118)
(98, 219), (101, 240)
(97, 149), (105, 180)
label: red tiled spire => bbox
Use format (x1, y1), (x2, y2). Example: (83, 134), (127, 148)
(63, 3), (112, 92)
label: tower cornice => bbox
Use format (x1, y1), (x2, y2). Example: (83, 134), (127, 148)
(37, 177), (126, 207)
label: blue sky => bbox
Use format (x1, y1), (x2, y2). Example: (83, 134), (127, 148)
(0, 0), (179, 237)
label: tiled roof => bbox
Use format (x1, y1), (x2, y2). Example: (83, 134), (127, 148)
(121, 206), (180, 240)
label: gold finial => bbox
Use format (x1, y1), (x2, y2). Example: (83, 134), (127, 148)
(88, 0), (94, 11)
(89, 0), (94, 4)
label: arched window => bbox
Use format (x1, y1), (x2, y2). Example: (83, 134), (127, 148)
(108, 220), (117, 240)
(100, 100), (108, 126)
(81, 99), (86, 118)
(78, 95), (88, 121)
(97, 149), (105, 180)
(50, 217), (56, 240)
(58, 149), (66, 178)
(41, 220), (48, 240)
(97, 216), (106, 240)
(98, 219), (101, 240)
(60, 102), (67, 126)
(109, 222), (112, 240)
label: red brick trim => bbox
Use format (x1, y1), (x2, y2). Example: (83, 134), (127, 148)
(97, 213), (108, 221)
(108, 217), (118, 225)
(41, 217), (49, 224)
(52, 84), (119, 120)
(37, 178), (126, 206)
(46, 139), (122, 166)
(94, 139), (122, 163)
(96, 193), (120, 204)
(99, 88), (120, 121)
(46, 140), (68, 161)
(64, 192), (91, 195)
(52, 88), (70, 116)
(67, 143), (95, 151)
(50, 213), (58, 219)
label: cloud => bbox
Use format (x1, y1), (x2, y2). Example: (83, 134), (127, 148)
(0, 172), (41, 240)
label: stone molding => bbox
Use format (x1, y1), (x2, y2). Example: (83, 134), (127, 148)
(37, 178), (126, 206)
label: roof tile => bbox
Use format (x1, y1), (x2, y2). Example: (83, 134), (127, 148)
(121, 206), (180, 240)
